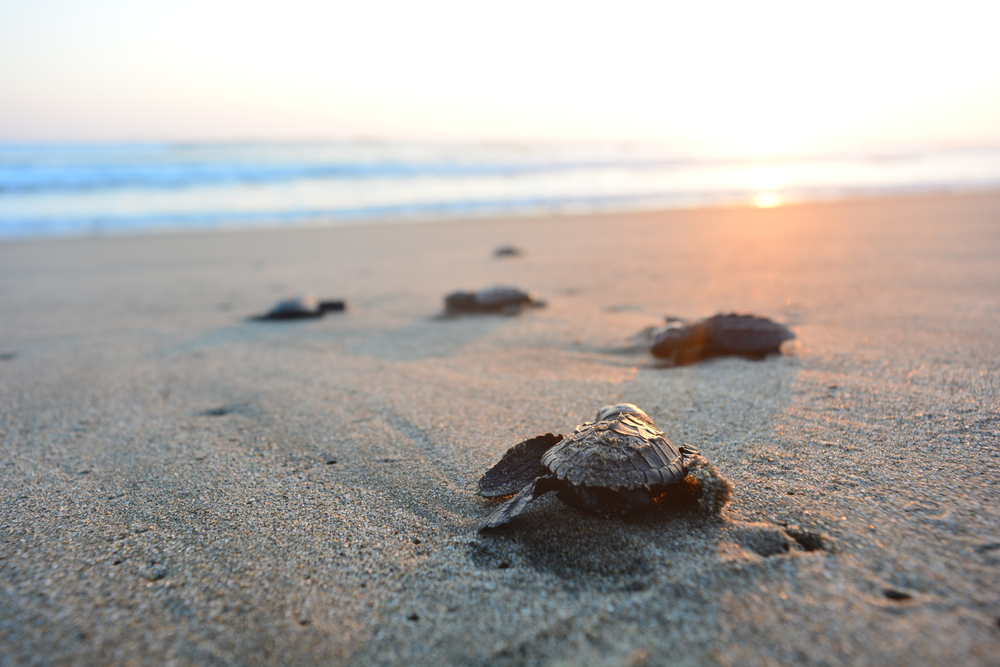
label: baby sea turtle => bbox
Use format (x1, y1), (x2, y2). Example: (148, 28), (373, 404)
(493, 245), (523, 258)
(444, 285), (545, 315)
(477, 404), (731, 530)
(254, 294), (346, 320)
(650, 313), (794, 364)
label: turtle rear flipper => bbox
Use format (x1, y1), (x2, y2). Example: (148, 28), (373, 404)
(477, 433), (563, 498)
(318, 300), (346, 313)
(479, 475), (561, 531)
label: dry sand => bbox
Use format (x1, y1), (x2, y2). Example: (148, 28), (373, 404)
(1, 191), (999, 666)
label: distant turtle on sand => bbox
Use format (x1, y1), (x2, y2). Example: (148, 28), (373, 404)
(444, 286), (545, 316)
(493, 245), (523, 258)
(477, 403), (731, 530)
(253, 294), (346, 320)
(650, 313), (794, 365)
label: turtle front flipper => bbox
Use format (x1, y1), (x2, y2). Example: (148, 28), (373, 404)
(479, 475), (561, 531)
(477, 433), (563, 498)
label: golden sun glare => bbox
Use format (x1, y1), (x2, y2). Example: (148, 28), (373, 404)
(754, 192), (782, 208)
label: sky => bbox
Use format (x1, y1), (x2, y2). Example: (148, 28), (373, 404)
(2, 0), (999, 156)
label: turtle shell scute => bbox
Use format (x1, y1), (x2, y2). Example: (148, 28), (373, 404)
(540, 413), (686, 491)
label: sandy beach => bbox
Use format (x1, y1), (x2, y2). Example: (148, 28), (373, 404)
(1, 191), (999, 666)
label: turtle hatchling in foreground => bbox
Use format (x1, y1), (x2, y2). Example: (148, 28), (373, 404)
(477, 404), (732, 530)
(650, 313), (794, 364)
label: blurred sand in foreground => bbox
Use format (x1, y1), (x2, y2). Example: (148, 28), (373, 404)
(1, 192), (999, 665)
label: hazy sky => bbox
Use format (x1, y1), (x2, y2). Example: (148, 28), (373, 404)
(2, 0), (999, 155)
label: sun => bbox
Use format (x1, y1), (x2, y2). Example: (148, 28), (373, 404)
(754, 192), (782, 208)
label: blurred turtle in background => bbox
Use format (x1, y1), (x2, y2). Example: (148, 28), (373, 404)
(650, 313), (794, 365)
(493, 245), (523, 258)
(444, 286), (545, 316)
(253, 294), (346, 320)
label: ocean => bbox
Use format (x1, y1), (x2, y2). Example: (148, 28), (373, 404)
(2, 141), (1000, 238)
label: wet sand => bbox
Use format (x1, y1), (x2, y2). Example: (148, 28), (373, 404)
(1, 191), (999, 665)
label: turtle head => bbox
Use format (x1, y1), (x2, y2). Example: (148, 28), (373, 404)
(650, 321), (697, 351)
(595, 403), (650, 422)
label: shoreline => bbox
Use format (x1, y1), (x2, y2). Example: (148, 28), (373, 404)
(1, 189), (999, 665)
(4, 185), (1000, 244)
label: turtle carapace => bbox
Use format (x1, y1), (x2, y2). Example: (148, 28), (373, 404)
(477, 404), (731, 530)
